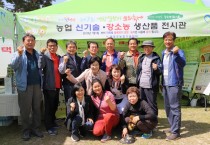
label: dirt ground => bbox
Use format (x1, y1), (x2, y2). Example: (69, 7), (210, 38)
(1, 96), (210, 145)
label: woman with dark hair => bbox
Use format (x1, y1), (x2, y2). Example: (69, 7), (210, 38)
(66, 83), (94, 142)
(108, 64), (129, 114)
(91, 79), (119, 142)
(65, 57), (109, 95)
(121, 86), (157, 140)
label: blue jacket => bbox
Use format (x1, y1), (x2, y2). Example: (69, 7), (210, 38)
(10, 48), (40, 91)
(161, 48), (186, 86)
(101, 50), (119, 71)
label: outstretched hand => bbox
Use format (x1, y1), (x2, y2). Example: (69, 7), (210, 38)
(17, 46), (24, 56)
(65, 68), (71, 75)
(40, 47), (47, 54)
(131, 116), (140, 124)
(87, 118), (94, 124)
(83, 50), (88, 57)
(122, 128), (128, 138)
(152, 63), (158, 70)
(102, 55), (107, 63)
(63, 56), (69, 63)
(119, 51), (125, 59)
(120, 74), (125, 84)
(104, 95), (111, 103)
(172, 46), (179, 54)
(70, 102), (75, 111)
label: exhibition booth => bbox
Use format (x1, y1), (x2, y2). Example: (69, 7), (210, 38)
(0, 0), (210, 125)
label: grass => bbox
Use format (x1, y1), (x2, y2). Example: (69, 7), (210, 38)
(1, 95), (210, 145)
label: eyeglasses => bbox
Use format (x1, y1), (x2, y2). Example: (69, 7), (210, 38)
(47, 45), (57, 47)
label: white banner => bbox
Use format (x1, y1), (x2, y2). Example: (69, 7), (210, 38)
(17, 11), (210, 40)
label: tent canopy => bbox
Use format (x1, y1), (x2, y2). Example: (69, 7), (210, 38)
(18, 0), (210, 15)
(0, 7), (14, 39)
(15, 0), (210, 40)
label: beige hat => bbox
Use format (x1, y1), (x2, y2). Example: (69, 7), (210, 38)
(141, 40), (155, 48)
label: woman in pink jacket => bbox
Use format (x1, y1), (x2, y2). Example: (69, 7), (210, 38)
(91, 78), (119, 142)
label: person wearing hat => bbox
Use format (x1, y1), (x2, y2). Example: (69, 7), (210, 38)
(161, 32), (186, 140)
(136, 40), (162, 118)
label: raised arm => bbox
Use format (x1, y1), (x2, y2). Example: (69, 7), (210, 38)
(10, 46), (24, 71)
(58, 55), (68, 74)
(65, 68), (87, 84)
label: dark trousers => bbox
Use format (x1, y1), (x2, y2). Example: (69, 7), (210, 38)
(140, 88), (158, 116)
(66, 115), (93, 136)
(71, 115), (82, 135)
(43, 89), (60, 130)
(63, 85), (74, 103)
(125, 117), (157, 133)
(163, 86), (181, 135)
(63, 85), (74, 116)
(17, 85), (42, 132)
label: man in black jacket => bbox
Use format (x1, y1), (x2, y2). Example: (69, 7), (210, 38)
(59, 40), (82, 103)
(38, 39), (61, 135)
(136, 40), (162, 116)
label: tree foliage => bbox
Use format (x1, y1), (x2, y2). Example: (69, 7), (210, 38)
(5, 0), (55, 12)
(0, 0), (4, 8)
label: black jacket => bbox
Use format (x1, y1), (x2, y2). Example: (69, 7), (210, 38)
(136, 52), (162, 92)
(66, 95), (94, 121)
(38, 51), (61, 90)
(61, 53), (82, 86)
(122, 99), (157, 129)
(108, 77), (129, 95)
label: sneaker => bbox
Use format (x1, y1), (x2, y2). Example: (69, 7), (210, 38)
(48, 128), (58, 136)
(141, 131), (152, 139)
(163, 128), (171, 134)
(31, 129), (44, 138)
(22, 130), (31, 141)
(130, 129), (142, 136)
(79, 126), (87, 137)
(153, 127), (158, 132)
(71, 134), (80, 142)
(101, 134), (111, 142)
(166, 133), (180, 141)
(53, 122), (59, 129)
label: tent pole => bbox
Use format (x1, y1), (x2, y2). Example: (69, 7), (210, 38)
(13, 13), (18, 51)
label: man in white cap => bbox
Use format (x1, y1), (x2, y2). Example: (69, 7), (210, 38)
(136, 40), (162, 138)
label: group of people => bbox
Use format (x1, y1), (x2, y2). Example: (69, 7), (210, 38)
(10, 31), (186, 143)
